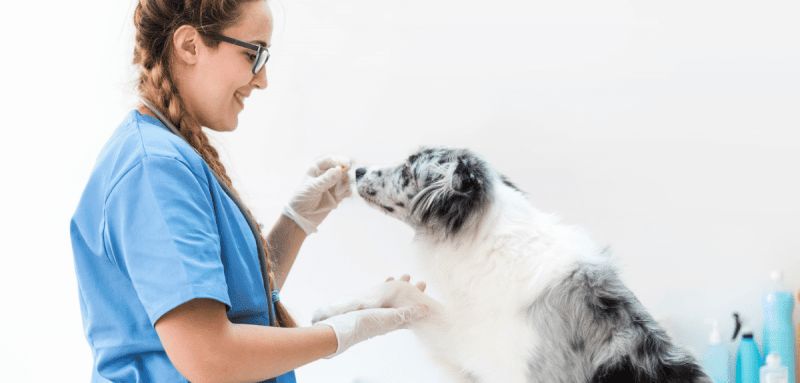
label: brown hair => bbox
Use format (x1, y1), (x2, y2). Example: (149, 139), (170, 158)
(133, 0), (296, 328)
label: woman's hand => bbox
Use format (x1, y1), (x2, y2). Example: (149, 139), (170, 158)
(312, 275), (440, 358)
(314, 305), (429, 359)
(282, 155), (352, 234)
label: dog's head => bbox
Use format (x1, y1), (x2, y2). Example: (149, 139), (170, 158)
(355, 146), (495, 238)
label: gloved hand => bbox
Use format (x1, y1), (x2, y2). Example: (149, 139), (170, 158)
(315, 305), (429, 358)
(283, 155), (352, 235)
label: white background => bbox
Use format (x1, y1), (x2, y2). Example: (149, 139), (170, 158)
(1, 0), (798, 382)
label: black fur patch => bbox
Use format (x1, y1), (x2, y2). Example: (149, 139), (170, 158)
(413, 150), (492, 237)
(592, 357), (642, 383)
(501, 174), (522, 192)
(593, 357), (708, 383)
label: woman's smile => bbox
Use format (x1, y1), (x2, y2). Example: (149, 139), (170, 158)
(234, 91), (248, 109)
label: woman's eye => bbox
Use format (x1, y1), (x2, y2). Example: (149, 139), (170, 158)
(246, 53), (257, 62)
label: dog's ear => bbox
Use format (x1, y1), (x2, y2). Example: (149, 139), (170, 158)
(416, 152), (492, 237)
(451, 155), (485, 195)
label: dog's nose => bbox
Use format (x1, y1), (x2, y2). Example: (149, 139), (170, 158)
(355, 168), (366, 181)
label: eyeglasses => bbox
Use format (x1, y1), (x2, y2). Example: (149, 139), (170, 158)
(211, 33), (270, 75)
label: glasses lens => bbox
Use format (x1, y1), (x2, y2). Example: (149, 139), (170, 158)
(253, 48), (269, 75)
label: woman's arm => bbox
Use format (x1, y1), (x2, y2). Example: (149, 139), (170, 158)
(266, 214), (306, 290)
(155, 298), (336, 383)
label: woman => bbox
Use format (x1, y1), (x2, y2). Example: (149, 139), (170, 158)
(70, 1), (428, 382)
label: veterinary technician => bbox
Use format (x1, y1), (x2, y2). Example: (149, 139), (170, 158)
(69, 1), (428, 382)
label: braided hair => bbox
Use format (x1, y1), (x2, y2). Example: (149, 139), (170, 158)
(133, 0), (296, 328)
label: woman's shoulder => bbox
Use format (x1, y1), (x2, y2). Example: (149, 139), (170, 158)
(95, 110), (212, 191)
(116, 110), (201, 163)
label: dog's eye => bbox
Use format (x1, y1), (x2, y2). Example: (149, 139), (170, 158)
(403, 163), (414, 177)
(401, 164), (413, 187)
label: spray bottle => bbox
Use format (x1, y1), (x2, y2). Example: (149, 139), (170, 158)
(762, 270), (795, 383)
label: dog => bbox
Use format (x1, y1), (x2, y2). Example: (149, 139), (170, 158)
(313, 146), (711, 383)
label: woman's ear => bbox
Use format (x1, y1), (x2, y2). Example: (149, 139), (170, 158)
(172, 25), (201, 66)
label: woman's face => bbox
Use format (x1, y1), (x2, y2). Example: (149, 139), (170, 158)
(182, 1), (273, 132)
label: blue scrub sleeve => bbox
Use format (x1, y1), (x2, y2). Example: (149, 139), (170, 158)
(104, 156), (232, 325)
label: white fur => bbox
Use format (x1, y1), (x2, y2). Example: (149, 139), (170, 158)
(406, 184), (607, 382)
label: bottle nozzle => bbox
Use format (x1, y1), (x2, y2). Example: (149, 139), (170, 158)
(765, 353), (782, 367)
(705, 319), (722, 344)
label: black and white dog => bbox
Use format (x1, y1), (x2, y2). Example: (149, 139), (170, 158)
(314, 146), (711, 383)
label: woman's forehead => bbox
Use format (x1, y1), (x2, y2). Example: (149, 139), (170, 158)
(226, 2), (273, 46)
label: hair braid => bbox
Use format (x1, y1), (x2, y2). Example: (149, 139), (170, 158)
(133, 0), (296, 328)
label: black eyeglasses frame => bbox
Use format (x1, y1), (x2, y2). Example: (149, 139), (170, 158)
(210, 33), (270, 75)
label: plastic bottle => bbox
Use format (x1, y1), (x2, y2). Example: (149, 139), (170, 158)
(704, 319), (730, 383)
(736, 331), (760, 383)
(761, 353), (789, 383)
(762, 270), (795, 383)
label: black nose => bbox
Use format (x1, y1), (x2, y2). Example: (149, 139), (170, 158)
(355, 168), (366, 181)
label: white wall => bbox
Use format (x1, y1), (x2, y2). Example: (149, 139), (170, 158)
(1, 0), (798, 381)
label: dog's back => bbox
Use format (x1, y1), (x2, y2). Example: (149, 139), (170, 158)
(527, 258), (710, 383)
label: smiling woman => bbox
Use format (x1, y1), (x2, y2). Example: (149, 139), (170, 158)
(133, 0), (289, 328)
(68, 0), (431, 382)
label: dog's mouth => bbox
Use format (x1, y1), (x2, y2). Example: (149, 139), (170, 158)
(357, 189), (396, 214)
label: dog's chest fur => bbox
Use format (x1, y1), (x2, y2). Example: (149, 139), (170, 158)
(410, 191), (604, 382)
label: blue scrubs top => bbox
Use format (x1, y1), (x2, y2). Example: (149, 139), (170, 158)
(70, 110), (297, 383)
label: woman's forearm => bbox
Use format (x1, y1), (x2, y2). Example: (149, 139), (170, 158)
(266, 214), (307, 290)
(156, 298), (336, 383)
(219, 322), (336, 382)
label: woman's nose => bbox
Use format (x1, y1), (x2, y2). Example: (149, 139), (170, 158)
(355, 168), (366, 181)
(252, 67), (268, 89)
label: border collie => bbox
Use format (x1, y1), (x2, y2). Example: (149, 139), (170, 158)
(314, 146), (710, 383)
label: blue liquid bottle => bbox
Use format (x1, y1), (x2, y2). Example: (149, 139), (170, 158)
(736, 332), (760, 383)
(762, 270), (796, 383)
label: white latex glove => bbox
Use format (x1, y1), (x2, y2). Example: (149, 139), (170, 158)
(315, 305), (428, 359)
(282, 155), (353, 234)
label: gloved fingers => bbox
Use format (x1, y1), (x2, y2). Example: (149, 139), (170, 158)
(309, 155), (352, 177)
(384, 275), (425, 291)
(310, 166), (347, 192)
(391, 305), (430, 325)
(332, 175), (353, 202)
(385, 274), (411, 282)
